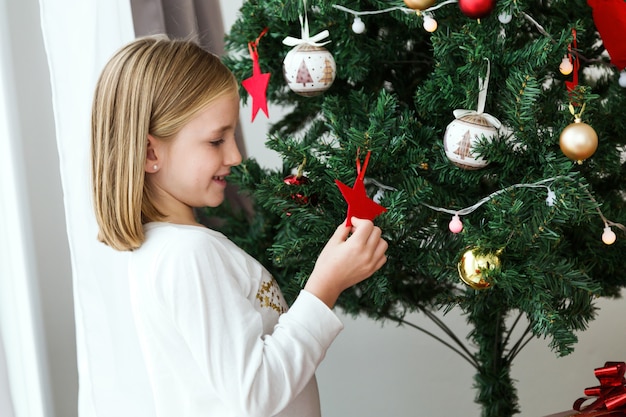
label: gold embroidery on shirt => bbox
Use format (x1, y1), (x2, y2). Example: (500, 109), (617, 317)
(256, 278), (288, 314)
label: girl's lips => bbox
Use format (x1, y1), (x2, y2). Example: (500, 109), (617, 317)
(213, 174), (228, 186)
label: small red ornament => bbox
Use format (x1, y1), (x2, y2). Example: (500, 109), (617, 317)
(458, 0), (496, 19)
(335, 150), (388, 227)
(284, 174), (312, 205)
(587, 0), (626, 70)
(284, 159), (316, 206)
(242, 28), (271, 122)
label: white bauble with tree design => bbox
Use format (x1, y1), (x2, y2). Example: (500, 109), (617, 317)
(283, 43), (336, 97)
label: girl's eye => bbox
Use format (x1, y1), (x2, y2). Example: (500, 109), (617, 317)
(210, 138), (225, 147)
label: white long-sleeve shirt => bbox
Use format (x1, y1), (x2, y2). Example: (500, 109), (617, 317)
(128, 222), (344, 417)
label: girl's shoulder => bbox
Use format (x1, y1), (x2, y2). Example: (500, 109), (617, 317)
(136, 222), (229, 259)
(144, 222), (225, 242)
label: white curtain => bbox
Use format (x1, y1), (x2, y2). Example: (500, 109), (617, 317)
(0, 1), (48, 416)
(38, 1), (155, 416)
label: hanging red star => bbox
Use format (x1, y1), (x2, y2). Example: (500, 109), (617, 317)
(587, 0), (626, 71)
(335, 150), (388, 227)
(242, 28), (270, 122)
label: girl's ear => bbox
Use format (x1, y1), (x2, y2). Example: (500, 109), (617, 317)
(145, 134), (160, 173)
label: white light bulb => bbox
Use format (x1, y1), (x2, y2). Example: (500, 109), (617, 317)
(619, 71), (626, 88)
(602, 226), (616, 245)
(423, 15), (438, 33)
(352, 16), (365, 34)
(498, 11), (512, 24)
(559, 56), (573, 75)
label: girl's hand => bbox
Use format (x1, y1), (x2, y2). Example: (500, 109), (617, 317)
(304, 217), (388, 308)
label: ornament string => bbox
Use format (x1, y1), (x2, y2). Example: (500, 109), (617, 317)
(453, 58), (501, 128)
(476, 58), (490, 114)
(421, 177), (564, 217)
(283, 0), (330, 47)
(333, 1), (584, 54)
(356, 148), (370, 182)
(417, 175), (625, 244)
(370, 174), (624, 241)
(565, 29), (580, 93)
(585, 187), (626, 243)
(521, 12), (551, 39)
(248, 27), (269, 76)
(332, 0), (458, 16)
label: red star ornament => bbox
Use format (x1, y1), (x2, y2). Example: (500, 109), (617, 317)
(587, 0), (626, 71)
(242, 31), (270, 122)
(335, 150), (388, 227)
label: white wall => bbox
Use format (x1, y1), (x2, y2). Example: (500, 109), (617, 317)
(3, 1), (624, 417)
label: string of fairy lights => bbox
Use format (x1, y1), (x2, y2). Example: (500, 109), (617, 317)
(333, 1), (533, 34)
(418, 177), (626, 245)
(332, 2), (626, 86)
(366, 175), (625, 245)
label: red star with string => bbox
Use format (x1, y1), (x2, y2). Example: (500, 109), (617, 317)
(335, 150), (388, 227)
(242, 29), (270, 121)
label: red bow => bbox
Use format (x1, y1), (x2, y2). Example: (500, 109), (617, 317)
(573, 362), (626, 413)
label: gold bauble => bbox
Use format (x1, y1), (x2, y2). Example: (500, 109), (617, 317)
(403, 0), (437, 10)
(559, 119), (598, 163)
(457, 248), (501, 290)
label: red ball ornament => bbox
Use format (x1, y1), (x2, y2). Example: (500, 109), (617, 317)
(284, 174), (317, 206)
(283, 174), (307, 187)
(284, 174), (309, 204)
(458, 0), (496, 19)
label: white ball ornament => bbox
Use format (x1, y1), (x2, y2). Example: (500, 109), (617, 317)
(283, 43), (336, 97)
(444, 113), (498, 169)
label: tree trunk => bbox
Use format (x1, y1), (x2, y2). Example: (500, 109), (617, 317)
(469, 292), (519, 417)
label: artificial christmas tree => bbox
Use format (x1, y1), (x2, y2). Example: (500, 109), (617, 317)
(208, 1), (626, 416)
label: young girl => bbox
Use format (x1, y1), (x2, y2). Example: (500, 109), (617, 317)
(91, 35), (388, 417)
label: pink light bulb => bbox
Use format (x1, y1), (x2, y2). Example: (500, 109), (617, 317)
(449, 214), (463, 233)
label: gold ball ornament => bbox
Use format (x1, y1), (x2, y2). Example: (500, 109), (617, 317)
(403, 0), (436, 10)
(458, 248), (501, 290)
(559, 119), (598, 163)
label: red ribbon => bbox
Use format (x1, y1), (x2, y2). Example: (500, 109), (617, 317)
(247, 27), (269, 76)
(573, 362), (626, 413)
(355, 148), (371, 183)
(565, 29), (579, 94)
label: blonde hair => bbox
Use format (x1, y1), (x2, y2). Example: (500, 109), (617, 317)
(91, 35), (238, 251)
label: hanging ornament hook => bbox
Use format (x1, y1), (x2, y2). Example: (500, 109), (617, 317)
(283, 0), (331, 47)
(565, 28), (580, 94)
(452, 57), (501, 128)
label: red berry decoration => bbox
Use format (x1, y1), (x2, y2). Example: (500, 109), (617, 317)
(283, 174), (312, 205)
(458, 0), (496, 19)
(283, 174), (307, 186)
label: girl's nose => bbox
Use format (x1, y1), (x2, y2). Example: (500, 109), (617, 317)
(226, 140), (242, 167)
